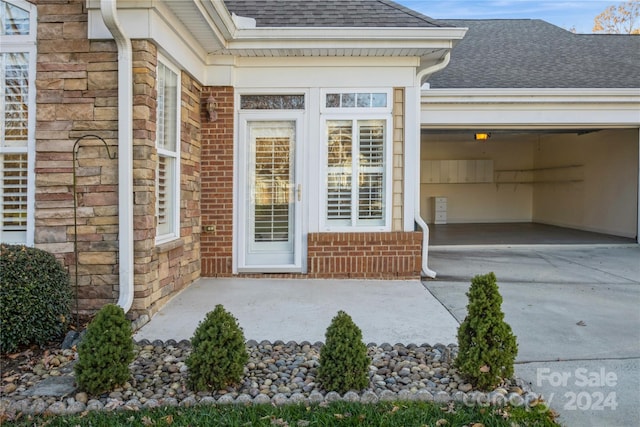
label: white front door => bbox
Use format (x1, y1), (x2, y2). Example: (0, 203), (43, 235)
(238, 117), (302, 272)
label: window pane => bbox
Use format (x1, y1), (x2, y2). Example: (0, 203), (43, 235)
(327, 121), (352, 166)
(157, 63), (177, 152)
(2, 52), (29, 148)
(241, 94), (305, 110)
(358, 121), (385, 222)
(326, 121), (353, 221)
(357, 93), (371, 108)
(1, 153), (28, 231)
(359, 121), (384, 166)
(327, 171), (352, 220)
(372, 93), (387, 108)
(254, 137), (291, 242)
(1, 1), (29, 36)
(358, 172), (383, 220)
(341, 93), (355, 108)
(325, 93), (340, 108)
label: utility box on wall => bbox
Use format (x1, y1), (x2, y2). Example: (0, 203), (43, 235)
(433, 197), (447, 224)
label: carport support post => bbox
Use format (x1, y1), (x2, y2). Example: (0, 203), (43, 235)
(637, 130), (640, 244)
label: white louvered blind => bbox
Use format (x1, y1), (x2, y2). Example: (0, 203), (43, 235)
(157, 156), (167, 226)
(1, 153), (27, 231)
(357, 121), (384, 221)
(326, 120), (386, 226)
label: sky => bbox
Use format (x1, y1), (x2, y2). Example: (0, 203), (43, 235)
(395, 0), (617, 34)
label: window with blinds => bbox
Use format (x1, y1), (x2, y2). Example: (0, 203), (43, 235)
(155, 59), (180, 242)
(1, 1), (34, 244)
(326, 120), (386, 226)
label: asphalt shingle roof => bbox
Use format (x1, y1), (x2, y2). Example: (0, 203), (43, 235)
(428, 19), (640, 89)
(224, 0), (445, 28)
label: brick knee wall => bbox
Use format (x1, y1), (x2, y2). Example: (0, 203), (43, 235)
(307, 232), (422, 279)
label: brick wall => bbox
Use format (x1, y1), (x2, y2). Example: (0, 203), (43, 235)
(307, 232), (422, 278)
(35, 0), (119, 312)
(200, 87), (234, 276)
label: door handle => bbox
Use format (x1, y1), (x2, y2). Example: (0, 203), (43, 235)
(297, 184), (302, 202)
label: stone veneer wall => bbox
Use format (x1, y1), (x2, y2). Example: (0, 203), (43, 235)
(35, 0), (120, 312)
(34, 0), (200, 318)
(200, 87), (234, 276)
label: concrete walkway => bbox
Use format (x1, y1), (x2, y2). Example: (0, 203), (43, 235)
(135, 245), (640, 426)
(135, 279), (459, 345)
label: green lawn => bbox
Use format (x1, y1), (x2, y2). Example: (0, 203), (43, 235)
(6, 400), (559, 427)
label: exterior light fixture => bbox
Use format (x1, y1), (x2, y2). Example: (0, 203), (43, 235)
(207, 94), (218, 122)
(474, 132), (490, 141)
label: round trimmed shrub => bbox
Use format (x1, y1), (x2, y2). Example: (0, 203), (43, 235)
(186, 304), (248, 391)
(318, 310), (370, 394)
(74, 304), (134, 395)
(456, 272), (518, 391)
(0, 244), (72, 354)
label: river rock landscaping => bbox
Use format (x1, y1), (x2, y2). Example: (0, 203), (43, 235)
(0, 339), (540, 420)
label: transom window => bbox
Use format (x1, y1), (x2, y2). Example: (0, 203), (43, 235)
(240, 94), (305, 110)
(1, 0), (35, 245)
(325, 92), (387, 109)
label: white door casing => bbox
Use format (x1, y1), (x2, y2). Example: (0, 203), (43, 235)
(237, 113), (304, 272)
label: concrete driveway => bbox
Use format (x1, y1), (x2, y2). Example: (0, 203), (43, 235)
(425, 245), (640, 427)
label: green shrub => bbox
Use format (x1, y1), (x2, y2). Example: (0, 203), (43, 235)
(74, 304), (134, 395)
(186, 304), (248, 391)
(318, 310), (370, 394)
(0, 244), (72, 353)
(456, 272), (518, 391)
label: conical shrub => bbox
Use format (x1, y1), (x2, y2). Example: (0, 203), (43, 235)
(186, 304), (248, 391)
(456, 272), (518, 390)
(318, 310), (370, 394)
(74, 304), (134, 395)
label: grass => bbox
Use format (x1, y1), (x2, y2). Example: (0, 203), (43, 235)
(6, 400), (559, 427)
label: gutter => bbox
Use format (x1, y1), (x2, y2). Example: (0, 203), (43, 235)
(414, 52), (452, 279)
(99, 0), (134, 313)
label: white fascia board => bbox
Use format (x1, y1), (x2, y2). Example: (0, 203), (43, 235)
(421, 88), (640, 128)
(88, 2), (209, 83)
(226, 27), (465, 51)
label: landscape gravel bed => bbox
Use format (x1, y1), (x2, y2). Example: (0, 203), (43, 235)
(0, 340), (538, 418)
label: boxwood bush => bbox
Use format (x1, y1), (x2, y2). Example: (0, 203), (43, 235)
(0, 244), (72, 353)
(75, 304), (134, 395)
(318, 310), (370, 394)
(186, 305), (248, 391)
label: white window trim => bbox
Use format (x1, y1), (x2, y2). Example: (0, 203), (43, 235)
(155, 55), (181, 245)
(319, 88), (393, 232)
(0, 0), (36, 246)
(319, 113), (393, 232)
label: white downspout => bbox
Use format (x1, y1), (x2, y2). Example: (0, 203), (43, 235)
(414, 52), (451, 279)
(100, 0), (134, 312)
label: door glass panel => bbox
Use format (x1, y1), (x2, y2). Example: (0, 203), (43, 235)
(254, 136), (291, 243)
(246, 121), (296, 264)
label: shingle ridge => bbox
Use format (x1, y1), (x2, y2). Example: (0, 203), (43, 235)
(375, 0), (447, 27)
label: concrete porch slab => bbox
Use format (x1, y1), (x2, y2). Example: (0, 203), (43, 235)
(134, 278), (459, 346)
